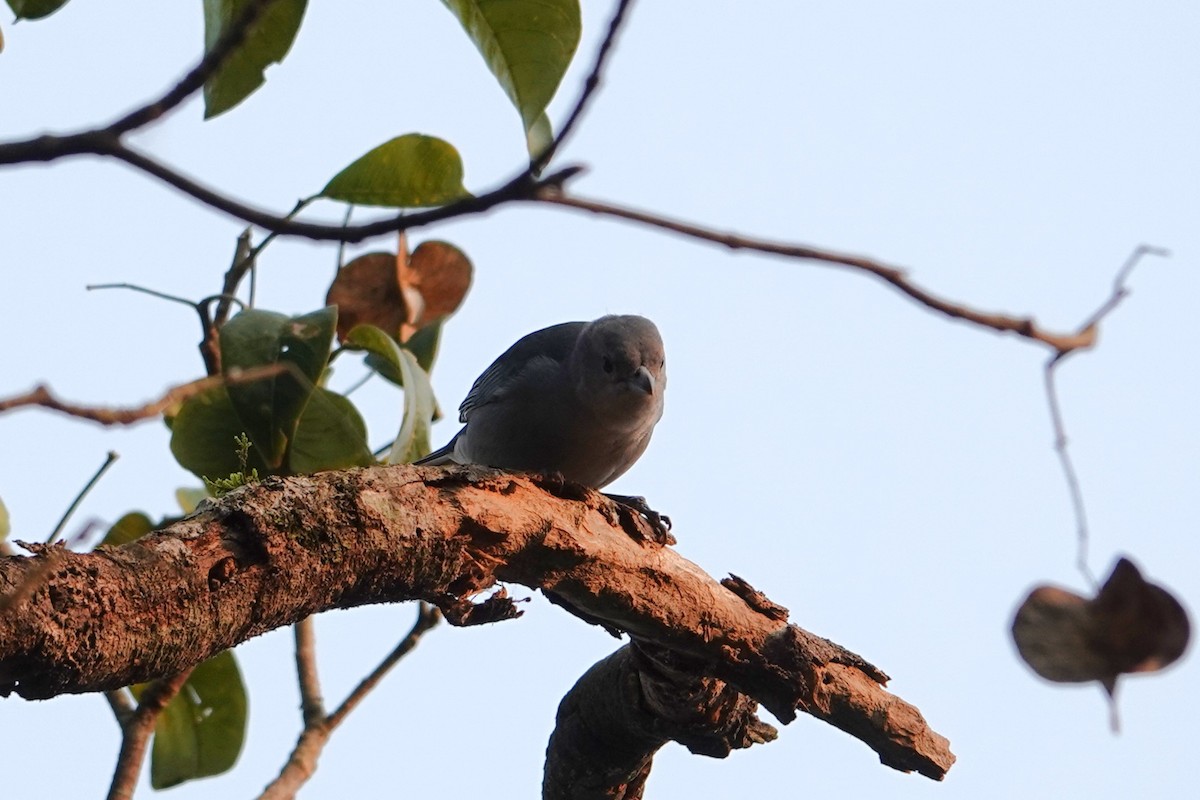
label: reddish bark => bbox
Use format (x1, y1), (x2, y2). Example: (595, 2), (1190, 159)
(0, 464), (954, 780)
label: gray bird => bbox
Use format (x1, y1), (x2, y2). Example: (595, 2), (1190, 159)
(417, 315), (666, 490)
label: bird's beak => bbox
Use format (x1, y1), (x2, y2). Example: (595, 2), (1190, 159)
(630, 365), (655, 395)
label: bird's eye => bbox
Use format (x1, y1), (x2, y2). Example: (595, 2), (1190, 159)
(602, 357), (614, 373)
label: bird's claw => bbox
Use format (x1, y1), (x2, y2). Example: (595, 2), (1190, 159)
(604, 493), (674, 545)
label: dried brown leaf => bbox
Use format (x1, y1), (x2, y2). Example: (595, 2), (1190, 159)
(326, 252), (404, 342)
(398, 240), (473, 341)
(1011, 557), (1189, 694)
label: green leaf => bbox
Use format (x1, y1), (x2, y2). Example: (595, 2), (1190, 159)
(526, 112), (554, 162)
(405, 320), (444, 375)
(6, 0), (70, 20)
(321, 134), (471, 208)
(352, 321), (443, 385)
(344, 325), (436, 463)
(203, 0), (308, 119)
(391, 346), (436, 464)
(169, 385), (270, 480)
(100, 512), (154, 547)
(220, 307), (337, 470)
(175, 487), (210, 515)
(288, 388), (375, 474)
(346, 324), (406, 386)
(134, 650), (248, 789)
(441, 0), (580, 146)
(0, 496), (10, 542)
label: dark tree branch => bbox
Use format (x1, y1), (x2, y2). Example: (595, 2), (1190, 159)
(0, 465), (953, 779)
(531, 0), (637, 174)
(0, 0), (627, 243)
(105, 0), (277, 135)
(544, 643), (778, 800)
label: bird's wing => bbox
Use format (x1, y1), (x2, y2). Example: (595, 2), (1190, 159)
(458, 321), (585, 422)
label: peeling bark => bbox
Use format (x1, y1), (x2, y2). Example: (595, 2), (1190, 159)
(0, 464), (954, 779)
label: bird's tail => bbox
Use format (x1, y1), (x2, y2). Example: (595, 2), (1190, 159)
(413, 432), (460, 466)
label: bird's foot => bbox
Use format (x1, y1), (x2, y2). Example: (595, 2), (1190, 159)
(604, 493), (674, 545)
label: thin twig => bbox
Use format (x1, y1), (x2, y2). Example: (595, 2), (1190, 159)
(106, 669), (196, 800)
(341, 371), (374, 398)
(105, 689), (136, 726)
(258, 604), (441, 799)
(531, 0), (638, 174)
(1042, 245), (1168, 587)
(294, 617), (326, 726)
(325, 603), (441, 729)
(46, 451), (119, 545)
(105, 0), (276, 135)
(0, 365), (286, 426)
(214, 229), (256, 333)
(87, 282), (200, 308)
(216, 197), (318, 329)
(87, 282), (244, 375)
(1043, 368), (1097, 589)
(541, 190), (1110, 353)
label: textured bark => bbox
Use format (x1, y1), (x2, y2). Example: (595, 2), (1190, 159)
(0, 464), (954, 779)
(544, 644), (778, 800)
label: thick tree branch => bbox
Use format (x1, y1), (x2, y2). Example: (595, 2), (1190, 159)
(544, 643), (779, 799)
(0, 465), (953, 778)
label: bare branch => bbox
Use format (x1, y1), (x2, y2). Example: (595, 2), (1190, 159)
(541, 190), (1114, 354)
(1043, 245), (1169, 587)
(259, 604), (441, 799)
(106, 669), (196, 800)
(293, 617), (325, 727)
(0, 465), (952, 777)
(0, 364), (286, 426)
(46, 451), (119, 545)
(105, 688), (136, 725)
(325, 602), (441, 730)
(544, 643), (778, 798)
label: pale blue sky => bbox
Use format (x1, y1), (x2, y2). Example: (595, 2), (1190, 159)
(2, 2), (1198, 798)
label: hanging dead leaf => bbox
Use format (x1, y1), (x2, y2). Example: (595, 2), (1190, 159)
(1011, 557), (1190, 696)
(326, 252), (404, 342)
(398, 240), (472, 341)
(326, 236), (472, 345)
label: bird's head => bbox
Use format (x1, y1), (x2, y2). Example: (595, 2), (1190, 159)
(571, 315), (666, 430)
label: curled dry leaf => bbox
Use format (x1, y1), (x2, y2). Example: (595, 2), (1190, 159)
(326, 252), (405, 343)
(399, 240), (473, 341)
(326, 236), (472, 343)
(1011, 557), (1190, 695)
